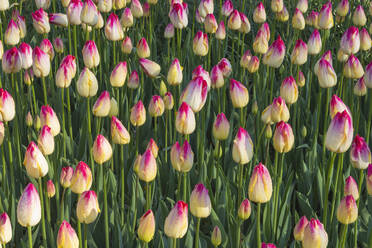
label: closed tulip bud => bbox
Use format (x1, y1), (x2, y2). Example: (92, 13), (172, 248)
(273, 121), (294, 153)
(2, 47), (22, 74)
(325, 110), (353, 153)
(302, 219), (328, 248)
(139, 58), (161, 78)
(92, 91), (110, 117)
(240, 50), (252, 69)
(307, 29), (321, 55)
(263, 35), (286, 68)
(201, 14), (216, 34)
(228, 10), (241, 30)
(105, 13), (123, 41)
(80, 0), (98, 26)
(17, 184), (41, 227)
(211, 226), (221, 247)
(340, 27), (360, 55)
(247, 56), (260, 73)
(128, 70), (139, 89)
(291, 39), (307, 65)
(76, 67), (98, 97)
(353, 5), (366, 27)
(354, 77), (367, 96)
(167, 58), (182, 85)
(221, 0), (232, 17)
(250, 101), (258, 115)
(162, 92), (174, 110)
(193, 31), (208, 56)
(0, 89), (15, 122)
(113, 0), (126, 10)
(164, 23), (175, 38)
(34, 116), (41, 130)
(293, 216), (308, 241)
(32, 8), (50, 34)
(169, 3), (188, 29)
(130, 0), (143, 18)
(238, 199), (251, 220)
(82, 40), (100, 68)
(306, 11), (319, 28)
(265, 125), (272, 139)
(253, 2), (266, 23)
(57, 221), (79, 248)
(92, 134), (113, 164)
(38, 125), (54, 155)
(296, 0), (307, 13)
(213, 113), (229, 140)
(111, 116), (130, 144)
(253, 30), (268, 54)
(4, 20), (20, 46)
(24, 69), (34, 86)
(261, 105), (273, 125)
(271, 96), (290, 123)
(337, 195), (358, 224)
(276, 5), (289, 22)
(258, 23), (270, 40)
(60, 166), (74, 188)
(0, 213), (11, 245)
(336, 0), (349, 17)
(49, 13), (68, 27)
(23, 141), (49, 178)
(232, 127), (254, 164)
(360, 28), (371, 51)
(96, 13), (106, 29)
(280, 76), (298, 104)
(67, 0), (83, 25)
(350, 135), (371, 169)
(367, 164), (372, 195)
(145, 139), (158, 158)
(316, 59), (337, 88)
(164, 201), (188, 239)
(130, 100), (146, 126)
(215, 21), (226, 40)
(137, 149), (157, 182)
(271, 0), (283, 12)
(318, 1), (333, 29)
(40, 105), (60, 136)
(121, 36), (133, 54)
(297, 71), (305, 87)
(176, 102), (195, 134)
(159, 81), (167, 96)
(344, 54), (364, 79)
(70, 161), (92, 194)
(110, 98), (120, 116)
(239, 12), (250, 33)
(56, 55), (77, 88)
(76, 190), (100, 224)
(148, 95), (165, 117)
(248, 163), (272, 203)
(365, 62), (372, 88)
(46, 180), (55, 198)
(26, 112), (33, 127)
(32, 46), (50, 78)
(0, 0), (8, 10)
(138, 210), (155, 243)
(120, 8), (133, 27)
(337, 49), (349, 62)
(229, 79), (249, 108)
(330, 95), (351, 119)
(171, 140), (194, 172)
(190, 183), (211, 218)
(136, 38), (150, 58)
(40, 40), (54, 62)
(180, 77), (208, 113)
(344, 176), (359, 201)
(98, 0), (112, 12)
(217, 58), (231, 78)
(211, 65), (224, 89)
(292, 8), (305, 30)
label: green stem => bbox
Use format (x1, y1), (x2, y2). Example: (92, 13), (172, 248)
(61, 88), (66, 157)
(195, 218), (201, 248)
(172, 238), (177, 248)
(87, 98), (94, 181)
(272, 151), (279, 238)
(66, 87), (74, 143)
(121, 145), (125, 227)
(132, 176), (139, 232)
(322, 152), (337, 227)
(146, 182), (150, 210)
(41, 77), (48, 105)
(353, 169), (364, 248)
(78, 194), (82, 247)
(330, 153), (344, 225)
(103, 166), (109, 248)
(38, 178), (47, 248)
(165, 111), (168, 163)
(183, 172), (187, 201)
(237, 164), (243, 206)
(322, 88), (330, 164)
(27, 225), (32, 248)
(60, 188), (66, 222)
(366, 89), (372, 145)
(341, 224), (348, 248)
(84, 223), (88, 248)
(256, 203), (261, 248)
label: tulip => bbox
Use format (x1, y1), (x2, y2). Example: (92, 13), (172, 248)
(240, 50), (251, 69)
(56, 55), (76, 88)
(293, 216), (308, 241)
(276, 5), (289, 22)
(273, 121), (294, 153)
(161, 93), (173, 110)
(353, 5), (366, 27)
(98, 0), (112, 12)
(280, 76), (298, 104)
(197, 0), (213, 19)
(130, 100), (146, 126)
(221, 0), (233, 17)
(291, 39), (307, 65)
(34, 116), (41, 130)
(238, 199), (251, 220)
(192, 65), (211, 89)
(120, 8), (134, 27)
(340, 27), (360, 55)
(18, 43), (33, 70)
(0, 0), (8, 10)
(105, 13), (124, 41)
(343, 54), (364, 79)
(164, 23), (175, 38)
(40, 40), (55, 62)
(136, 37), (150, 58)
(76, 68), (98, 97)
(190, 183), (211, 218)
(193, 31), (208, 56)
(23, 141), (49, 179)
(210, 66), (223, 89)
(318, 1), (333, 29)
(144, 139), (158, 159)
(292, 8), (305, 30)
(26, 112), (33, 127)
(360, 28), (371, 51)
(67, 0), (83, 25)
(17, 184), (41, 227)
(148, 95), (165, 117)
(329, 94), (351, 119)
(253, 30), (268, 54)
(337, 195), (358, 224)
(316, 59), (337, 88)
(36, 0), (51, 9)
(111, 116), (130, 145)
(128, 70), (139, 89)
(121, 37), (132, 54)
(48, 13), (68, 27)
(259, 23), (270, 41)
(248, 56), (260, 73)
(139, 58), (161, 78)
(253, 2), (266, 23)
(92, 91), (111, 117)
(57, 221), (79, 248)
(263, 35), (285, 68)
(271, 96), (290, 123)
(325, 110), (353, 153)
(302, 219), (328, 248)
(70, 161), (92, 194)
(337, 49), (349, 63)
(32, 8), (50, 34)
(136, 149), (157, 182)
(204, 14), (217, 33)
(213, 113), (230, 140)
(76, 190), (100, 224)
(229, 79), (249, 108)
(306, 11), (319, 28)
(82, 40), (100, 68)
(113, 0), (125, 9)
(215, 21), (226, 40)
(365, 62), (372, 88)
(211, 226), (221, 247)
(367, 164), (372, 195)
(164, 201), (188, 238)
(170, 140), (194, 172)
(169, 3), (188, 29)
(45, 180), (55, 198)
(248, 163), (272, 203)
(131, 0), (143, 18)
(0, 89), (15, 122)
(350, 135), (371, 170)
(296, 0), (307, 13)
(60, 166), (74, 188)
(343, 176), (359, 202)
(32, 46), (51, 78)
(232, 127), (253, 165)
(262, 244), (276, 248)
(0, 213), (12, 245)
(80, 0), (99, 26)
(175, 102), (196, 135)
(239, 12), (250, 33)
(228, 10), (241, 30)
(92, 134), (113, 164)
(4, 20), (20, 46)
(40, 105), (60, 136)
(271, 0), (283, 12)
(354, 77), (367, 96)
(336, 0), (349, 17)
(138, 210), (155, 243)
(2, 47), (22, 74)
(38, 125), (54, 155)
(180, 77), (208, 113)
(167, 58), (182, 85)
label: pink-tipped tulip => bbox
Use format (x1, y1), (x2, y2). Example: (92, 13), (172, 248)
(329, 94), (351, 119)
(248, 163), (272, 203)
(352, 5), (366, 27)
(105, 13), (124, 41)
(343, 54), (364, 79)
(57, 221), (79, 248)
(167, 58), (182, 86)
(39, 39), (54, 60)
(19, 43), (33, 70)
(92, 134), (113, 164)
(46, 180), (55, 198)
(337, 195), (358, 224)
(296, 0), (307, 13)
(23, 141), (49, 179)
(4, 20), (20, 46)
(336, 0), (349, 17)
(38, 125), (54, 155)
(273, 121), (294, 153)
(221, 0), (233, 17)
(131, 0), (143, 18)
(49, 13), (68, 27)
(307, 29), (322, 55)
(306, 11), (319, 28)
(17, 183), (41, 227)
(211, 226), (221, 247)
(350, 135), (371, 169)
(292, 8), (305, 30)
(271, 96), (290, 123)
(92, 91), (111, 117)
(253, 30), (268, 54)
(240, 50), (252, 69)
(82, 40), (100, 68)
(80, 0), (99, 26)
(232, 127), (254, 164)
(138, 210), (155, 243)
(70, 161), (92, 194)
(354, 77), (367, 96)
(32, 8), (50, 34)
(365, 62), (372, 88)
(76, 190), (100, 224)
(169, 3), (188, 29)
(193, 31), (208, 56)
(171, 140), (194, 172)
(0, 213), (12, 245)
(148, 95), (165, 117)
(98, 0), (112, 12)
(0, 89), (15, 122)
(213, 113), (230, 140)
(271, 0), (283, 12)
(163, 92), (174, 110)
(164, 201), (188, 238)
(136, 37), (150, 58)
(318, 1), (333, 29)
(239, 12), (250, 33)
(60, 166), (74, 188)
(344, 176), (359, 200)
(325, 110), (353, 153)
(291, 39), (307, 65)
(263, 35), (286, 68)
(293, 216), (308, 241)
(280, 76), (298, 104)
(248, 56), (260, 73)
(360, 28), (371, 51)
(2, 47), (22, 74)
(56, 55), (76, 88)
(229, 79), (249, 108)
(228, 10), (241, 30)
(302, 219), (328, 248)
(32, 46), (50, 78)
(120, 8), (134, 27)
(146, 139), (158, 158)
(316, 59), (337, 88)
(67, 0), (83, 25)
(180, 77), (208, 113)
(175, 102), (196, 134)
(164, 23), (175, 39)
(340, 27), (360, 55)
(139, 58), (161, 78)
(130, 100), (146, 126)
(76, 67), (98, 97)
(238, 199), (251, 220)
(111, 116), (130, 145)
(40, 105), (60, 136)
(204, 14), (217, 33)
(190, 184), (212, 219)
(253, 2), (266, 23)
(137, 149), (157, 182)
(215, 21), (226, 40)
(276, 5), (289, 22)
(192, 65), (211, 89)
(110, 61), (127, 87)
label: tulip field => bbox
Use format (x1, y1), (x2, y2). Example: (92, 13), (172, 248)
(1, 0), (372, 247)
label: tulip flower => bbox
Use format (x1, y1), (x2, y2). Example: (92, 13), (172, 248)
(271, 0), (283, 12)
(350, 135), (371, 169)
(292, 8), (305, 30)
(253, 2), (266, 23)
(38, 125), (55, 155)
(139, 58), (161, 78)
(82, 40), (100, 68)
(221, 0), (233, 17)
(215, 21), (226, 40)
(354, 77), (367, 96)
(98, 0), (112, 12)
(67, 0), (83, 25)
(92, 91), (111, 117)
(352, 5), (366, 27)
(80, 0), (98, 26)
(307, 29), (321, 55)
(137, 149), (157, 182)
(4, 20), (20, 46)
(367, 164), (372, 196)
(248, 163), (272, 203)
(337, 195), (358, 224)
(0, 88), (15, 122)
(109, 61), (127, 87)
(306, 11), (319, 28)
(340, 27), (360, 55)
(190, 183), (211, 218)
(32, 46), (51, 78)
(239, 12), (250, 33)
(17, 183), (41, 227)
(343, 54), (364, 79)
(163, 92), (174, 110)
(46, 180), (55, 198)
(175, 102), (196, 135)
(145, 139), (158, 158)
(325, 110), (353, 153)
(164, 23), (175, 38)
(23, 141), (49, 179)
(138, 210), (155, 243)
(291, 39), (307, 65)
(204, 14), (217, 33)
(76, 67), (98, 97)
(240, 50), (252, 69)
(121, 37), (133, 54)
(131, 0), (143, 18)
(211, 226), (221, 247)
(329, 94), (351, 119)
(228, 10), (241, 30)
(296, 0), (307, 13)
(130, 100), (146, 126)
(232, 127), (254, 165)
(365, 62), (372, 88)
(169, 3), (188, 29)
(229, 79), (249, 108)
(164, 201), (188, 238)
(0, 0), (8, 10)
(344, 176), (359, 200)
(273, 121), (294, 153)
(56, 55), (76, 88)
(293, 216), (308, 241)
(192, 65), (211, 89)
(0, 213), (12, 245)
(180, 77), (208, 113)
(360, 28), (372, 51)
(40, 105), (60, 136)
(253, 30), (269, 54)
(111, 116), (130, 145)
(76, 190), (100, 224)
(60, 166), (74, 188)
(167, 58), (182, 86)
(120, 8), (134, 27)
(92, 134), (113, 164)
(316, 59), (337, 88)
(70, 161), (92, 194)
(2, 47), (22, 74)
(171, 140), (194, 172)
(32, 8), (50, 34)
(18, 43), (33, 70)
(57, 221), (79, 248)
(263, 35), (286, 68)
(210, 65), (224, 89)
(148, 95), (165, 117)
(26, 112), (33, 127)
(136, 37), (150, 58)
(212, 113), (230, 140)
(193, 31), (208, 56)
(238, 199), (251, 220)
(276, 5), (289, 22)
(105, 13), (124, 41)
(318, 1), (333, 29)
(302, 219), (328, 248)
(280, 76), (298, 105)
(336, 0), (349, 17)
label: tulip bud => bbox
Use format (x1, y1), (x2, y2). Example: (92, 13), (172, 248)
(92, 91), (111, 117)
(238, 199), (251, 220)
(18, 43), (32, 71)
(336, 0), (349, 17)
(247, 56), (259, 73)
(113, 0), (125, 10)
(180, 77), (208, 113)
(215, 21), (226, 40)
(253, 30), (269, 54)
(170, 140), (194, 172)
(291, 39), (307, 65)
(272, 96), (290, 123)
(360, 28), (371, 51)
(365, 62), (372, 88)
(92, 134), (113, 164)
(318, 1), (333, 29)
(120, 8), (133, 27)
(131, 0), (143, 18)
(337, 49), (349, 63)
(232, 127), (254, 165)
(354, 77), (367, 96)
(80, 0), (99, 26)
(136, 37), (150, 58)
(25, 112), (33, 127)
(337, 195), (358, 224)
(169, 3), (188, 29)
(213, 113), (230, 140)
(128, 70), (139, 89)
(148, 95), (165, 117)
(167, 58), (182, 86)
(329, 95), (351, 119)
(67, 0), (83, 25)
(130, 100), (146, 126)
(70, 161), (92, 194)
(271, 0), (283, 12)
(306, 11), (319, 28)
(0, 0), (9, 11)
(161, 93), (173, 111)
(307, 29), (322, 55)
(108, 98), (118, 119)
(111, 116), (130, 145)
(343, 54), (364, 79)
(164, 23), (175, 39)
(40, 105), (60, 136)
(263, 35), (286, 68)
(4, 20), (20, 46)
(45, 180), (55, 198)
(340, 27), (360, 55)
(76, 190), (100, 224)
(211, 65), (224, 89)
(316, 59), (337, 88)
(229, 79), (249, 108)
(98, 0), (112, 12)
(280, 76), (298, 105)
(248, 163), (272, 203)
(193, 31), (208, 56)
(137, 149), (157, 182)
(23, 141), (49, 179)
(105, 13), (124, 41)
(56, 55), (76, 88)
(296, 0), (307, 12)
(159, 81), (167, 97)
(38, 125), (54, 155)
(190, 183), (211, 218)
(350, 135), (371, 170)
(325, 110), (353, 153)
(265, 125), (272, 139)
(176, 102), (196, 134)
(0, 89), (15, 122)
(353, 5), (366, 27)
(343, 176), (359, 202)
(164, 201), (188, 239)
(192, 65), (211, 89)
(57, 221), (79, 248)
(32, 8), (50, 34)
(32, 46), (51, 78)
(273, 121), (294, 153)
(139, 58), (161, 78)
(2, 47), (22, 74)
(302, 219), (328, 248)
(60, 166), (74, 188)
(240, 50), (252, 69)
(211, 226), (221, 247)
(218, 58), (233, 78)
(120, 37), (132, 55)
(221, 0), (232, 17)
(276, 5), (289, 22)
(82, 40), (100, 68)
(76, 67), (98, 97)
(0, 213), (12, 245)
(292, 8), (305, 30)
(293, 216), (308, 241)
(34, 116), (41, 130)
(17, 184), (41, 227)
(138, 210), (155, 243)
(204, 14), (217, 33)
(239, 12), (250, 34)
(228, 10), (241, 30)
(253, 2), (266, 23)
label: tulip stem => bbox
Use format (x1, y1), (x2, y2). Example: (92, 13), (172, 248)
(195, 217), (201, 248)
(146, 182), (150, 210)
(341, 224), (348, 248)
(273, 152), (284, 241)
(353, 169), (364, 248)
(366, 89), (372, 145)
(256, 203), (261, 248)
(38, 178), (47, 248)
(73, 25), (78, 68)
(183, 172), (187, 201)
(61, 88), (67, 158)
(330, 153), (344, 225)
(136, 126), (139, 156)
(60, 188), (66, 222)
(1, 146), (6, 194)
(165, 111), (169, 163)
(27, 225), (32, 248)
(103, 167), (110, 248)
(322, 88), (330, 165)
(78, 194), (82, 247)
(237, 164), (243, 206)
(121, 145), (125, 227)
(322, 152), (337, 227)
(84, 223), (88, 248)
(66, 87), (74, 143)
(172, 238), (177, 248)
(41, 77), (48, 105)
